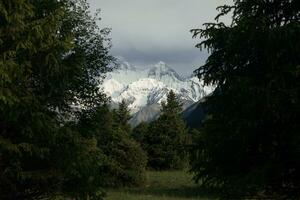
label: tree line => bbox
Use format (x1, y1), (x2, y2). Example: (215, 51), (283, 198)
(0, 0), (146, 199)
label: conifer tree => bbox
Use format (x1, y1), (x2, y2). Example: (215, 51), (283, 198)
(110, 101), (147, 186)
(161, 90), (182, 115)
(190, 0), (300, 198)
(145, 90), (187, 169)
(0, 0), (114, 199)
(77, 103), (147, 187)
(132, 122), (149, 146)
(113, 100), (132, 134)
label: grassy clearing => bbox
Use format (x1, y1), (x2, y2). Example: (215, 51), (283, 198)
(105, 171), (218, 200)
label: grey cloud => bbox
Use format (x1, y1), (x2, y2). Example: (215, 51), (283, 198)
(113, 48), (204, 63)
(87, 0), (233, 75)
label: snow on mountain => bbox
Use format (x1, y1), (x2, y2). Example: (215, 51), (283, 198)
(112, 78), (165, 113)
(101, 59), (214, 125)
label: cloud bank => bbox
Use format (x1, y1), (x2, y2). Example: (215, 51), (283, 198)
(87, 0), (233, 75)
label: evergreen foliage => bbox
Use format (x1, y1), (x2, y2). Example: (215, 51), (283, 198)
(113, 99), (132, 134)
(77, 103), (147, 187)
(134, 90), (188, 170)
(0, 0), (120, 199)
(190, 0), (300, 198)
(132, 122), (149, 146)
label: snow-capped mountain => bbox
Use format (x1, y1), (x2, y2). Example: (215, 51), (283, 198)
(102, 58), (214, 126)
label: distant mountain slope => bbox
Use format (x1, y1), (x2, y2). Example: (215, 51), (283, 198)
(102, 58), (214, 126)
(129, 103), (161, 127)
(182, 100), (207, 129)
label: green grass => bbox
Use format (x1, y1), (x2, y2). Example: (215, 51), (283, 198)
(105, 171), (218, 200)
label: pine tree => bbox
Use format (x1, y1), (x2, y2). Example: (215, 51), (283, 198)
(161, 90), (182, 115)
(190, 0), (300, 198)
(110, 101), (147, 186)
(113, 100), (132, 134)
(145, 90), (187, 169)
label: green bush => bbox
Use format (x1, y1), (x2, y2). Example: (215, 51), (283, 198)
(78, 103), (147, 187)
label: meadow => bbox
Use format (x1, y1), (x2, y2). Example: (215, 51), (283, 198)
(106, 171), (218, 200)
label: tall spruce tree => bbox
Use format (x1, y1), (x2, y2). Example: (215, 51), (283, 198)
(0, 0), (115, 199)
(190, 0), (300, 198)
(113, 100), (132, 134)
(110, 101), (147, 186)
(146, 90), (187, 169)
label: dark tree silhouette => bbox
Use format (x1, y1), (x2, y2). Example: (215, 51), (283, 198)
(0, 0), (115, 199)
(190, 0), (300, 198)
(140, 90), (188, 170)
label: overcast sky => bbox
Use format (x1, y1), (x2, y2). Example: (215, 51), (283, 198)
(87, 0), (233, 76)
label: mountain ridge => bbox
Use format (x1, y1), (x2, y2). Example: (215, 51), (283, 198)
(102, 58), (214, 126)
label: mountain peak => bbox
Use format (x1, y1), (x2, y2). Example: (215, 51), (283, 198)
(102, 60), (214, 118)
(152, 61), (172, 72)
(154, 61), (168, 68)
(148, 62), (183, 81)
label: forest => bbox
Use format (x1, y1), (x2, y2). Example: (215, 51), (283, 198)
(0, 0), (300, 199)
